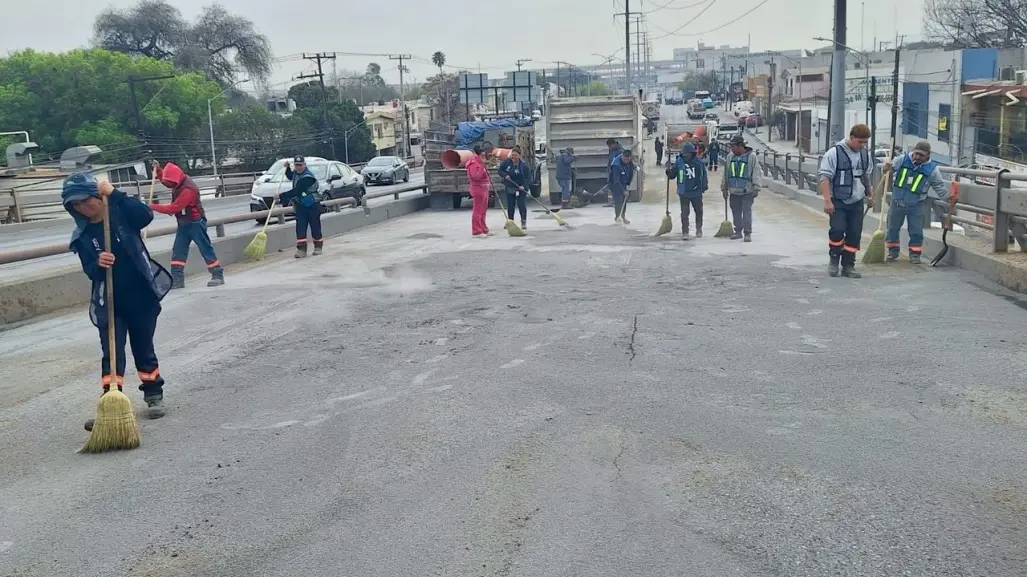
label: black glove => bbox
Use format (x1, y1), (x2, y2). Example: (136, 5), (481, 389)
(665, 167), (676, 179)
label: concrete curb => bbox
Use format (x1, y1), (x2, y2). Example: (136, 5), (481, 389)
(765, 180), (1027, 293)
(0, 194), (430, 326)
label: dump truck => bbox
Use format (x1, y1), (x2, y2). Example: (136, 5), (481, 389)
(664, 122), (709, 156)
(544, 95), (645, 205)
(641, 100), (660, 121)
(423, 126), (539, 210)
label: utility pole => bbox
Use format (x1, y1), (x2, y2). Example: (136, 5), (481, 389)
(869, 75), (877, 161)
(297, 52), (338, 159)
(950, 55), (961, 168)
(624, 0), (632, 94)
(767, 58), (776, 143)
(390, 54), (413, 159)
(516, 58), (531, 71)
(829, 0), (847, 143)
(888, 41), (901, 155)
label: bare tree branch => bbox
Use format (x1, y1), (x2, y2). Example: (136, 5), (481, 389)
(923, 0), (1027, 48)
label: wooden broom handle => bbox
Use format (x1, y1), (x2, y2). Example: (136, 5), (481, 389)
(102, 195), (117, 389)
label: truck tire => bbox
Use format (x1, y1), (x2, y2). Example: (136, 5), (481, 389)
(452, 194), (463, 209)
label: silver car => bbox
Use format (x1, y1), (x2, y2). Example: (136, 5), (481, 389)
(361, 156), (410, 185)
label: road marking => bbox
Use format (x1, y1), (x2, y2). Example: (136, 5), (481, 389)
(500, 359), (525, 369)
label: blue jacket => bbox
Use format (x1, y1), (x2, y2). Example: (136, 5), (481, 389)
(890, 153), (945, 205)
(670, 145), (708, 198)
(498, 158), (531, 190)
(282, 166), (321, 208)
(607, 143), (624, 167)
(63, 183), (172, 327)
(555, 150), (575, 181)
(608, 155), (635, 194)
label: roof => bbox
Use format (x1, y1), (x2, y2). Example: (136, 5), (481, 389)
(364, 110), (397, 121)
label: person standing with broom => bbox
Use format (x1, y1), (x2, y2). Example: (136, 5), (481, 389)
(498, 147), (531, 231)
(281, 156), (324, 258)
(880, 140), (950, 264)
(149, 160), (225, 288)
(465, 145), (493, 238)
(720, 135), (761, 242)
(818, 123), (875, 278)
(610, 148), (636, 224)
(666, 142), (708, 240)
(61, 173), (173, 432)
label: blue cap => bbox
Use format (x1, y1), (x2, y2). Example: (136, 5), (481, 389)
(61, 172), (99, 205)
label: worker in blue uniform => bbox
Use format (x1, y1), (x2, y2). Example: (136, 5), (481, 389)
(281, 156), (324, 258)
(881, 140), (950, 264)
(666, 142), (709, 240)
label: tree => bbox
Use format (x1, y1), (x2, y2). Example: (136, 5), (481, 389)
(215, 106), (312, 171)
(923, 0), (1027, 48)
(681, 71), (718, 93)
(0, 48), (222, 167)
(431, 51), (446, 73)
(288, 80), (339, 110)
(93, 0), (272, 85)
(285, 81), (374, 163)
(424, 72), (467, 123)
(582, 81), (615, 96)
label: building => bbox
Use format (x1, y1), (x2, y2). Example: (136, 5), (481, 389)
(673, 43), (749, 73)
(363, 110), (398, 155)
(960, 48), (1027, 177)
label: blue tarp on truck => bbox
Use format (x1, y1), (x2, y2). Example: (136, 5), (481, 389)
(454, 119), (534, 147)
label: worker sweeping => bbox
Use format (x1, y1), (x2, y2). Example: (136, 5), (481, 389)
(149, 160), (224, 288)
(281, 156), (324, 258)
(465, 145), (493, 238)
(62, 173), (173, 431)
(818, 123), (875, 278)
(604, 139), (624, 207)
(555, 147), (576, 209)
(881, 140), (949, 264)
(666, 142), (708, 240)
(610, 148), (636, 224)
(707, 140), (720, 171)
(498, 146), (531, 231)
(655, 137), (664, 166)
(720, 135), (761, 242)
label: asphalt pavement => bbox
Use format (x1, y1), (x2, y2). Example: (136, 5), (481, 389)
(0, 172), (424, 279)
(1, 181), (1025, 576)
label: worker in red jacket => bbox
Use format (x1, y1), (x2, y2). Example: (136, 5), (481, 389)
(149, 161), (225, 288)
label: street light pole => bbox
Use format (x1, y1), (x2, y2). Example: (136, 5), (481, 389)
(207, 78), (249, 177)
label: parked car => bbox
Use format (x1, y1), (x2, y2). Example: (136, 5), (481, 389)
(249, 160), (365, 223)
(361, 156), (410, 185)
(250, 156), (328, 189)
(704, 112), (720, 123)
(743, 114), (763, 127)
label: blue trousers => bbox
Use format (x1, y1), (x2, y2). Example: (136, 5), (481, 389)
(170, 220), (220, 271)
(100, 297), (163, 398)
(294, 203), (323, 250)
(558, 179), (571, 202)
(885, 200), (924, 256)
(611, 187), (627, 219)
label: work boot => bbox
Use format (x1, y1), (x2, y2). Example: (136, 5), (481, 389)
(312, 241), (324, 256)
(294, 246), (307, 259)
(841, 265), (862, 278)
(743, 233), (752, 242)
(145, 396), (166, 420)
(207, 267), (225, 287)
(695, 228), (703, 238)
(521, 220), (527, 231)
(730, 231), (743, 240)
(622, 217), (631, 225)
(886, 251), (900, 262)
(828, 259), (840, 277)
(909, 253), (922, 264)
(561, 200), (571, 209)
(170, 266), (185, 289)
(682, 229), (690, 241)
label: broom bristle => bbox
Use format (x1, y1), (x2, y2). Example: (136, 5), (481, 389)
(80, 390), (140, 453)
(861, 230), (886, 264)
(243, 232), (268, 262)
(505, 220), (526, 237)
(552, 212), (568, 226)
(714, 220), (733, 238)
(653, 214), (673, 236)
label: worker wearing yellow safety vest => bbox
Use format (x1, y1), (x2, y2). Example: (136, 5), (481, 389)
(881, 140), (950, 264)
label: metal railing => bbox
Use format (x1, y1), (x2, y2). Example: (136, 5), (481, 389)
(0, 183), (427, 265)
(747, 149), (1027, 253)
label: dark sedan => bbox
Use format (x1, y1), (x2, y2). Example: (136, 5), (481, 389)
(361, 156), (410, 185)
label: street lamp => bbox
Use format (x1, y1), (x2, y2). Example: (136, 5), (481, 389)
(207, 78), (249, 177)
(814, 36), (872, 120)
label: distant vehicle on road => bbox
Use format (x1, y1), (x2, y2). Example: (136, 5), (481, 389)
(249, 160), (364, 223)
(717, 122), (742, 142)
(531, 109), (542, 121)
(743, 114), (763, 127)
(704, 112), (720, 123)
(694, 91), (713, 109)
(361, 156), (410, 185)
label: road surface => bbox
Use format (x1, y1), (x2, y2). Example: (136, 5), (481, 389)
(0, 172), (425, 280)
(1, 189), (1025, 576)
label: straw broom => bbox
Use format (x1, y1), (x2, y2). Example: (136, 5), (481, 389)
(714, 197), (733, 237)
(528, 194), (567, 227)
(492, 184), (526, 237)
(861, 173), (889, 264)
(243, 198), (276, 262)
(653, 177), (673, 236)
(81, 195), (140, 453)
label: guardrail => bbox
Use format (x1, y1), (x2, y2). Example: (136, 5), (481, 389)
(748, 149), (1027, 254)
(0, 183), (427, 265)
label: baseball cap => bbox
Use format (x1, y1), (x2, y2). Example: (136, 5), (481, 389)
(729, 135), (746, 146)
(913, 140), (931, 154)
(61, 172), (99, 204)
(293, 155), (305, 163)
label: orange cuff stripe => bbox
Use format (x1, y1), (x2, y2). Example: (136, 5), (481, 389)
(885, 242), (900, 248)
(312, 237), (323, 242)
(828, 239), (844, 247)
(138, 368), (161, 381)
(170, 260), (187, 266)
(843, 245), (859, 253)
(206, 260), (221, 268)
(296, 238), (308, 244)
(101, 374), (125, 385)
(909, 246), (923, 253)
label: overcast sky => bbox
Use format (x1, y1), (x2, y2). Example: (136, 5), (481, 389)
(1, 0), (925, 87)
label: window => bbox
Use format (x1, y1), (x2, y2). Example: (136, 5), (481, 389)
(328, 164), (343, 180)
(696, 58), (705, 69)
(903, 101), (925, 138)
(938, 103), (951, 142)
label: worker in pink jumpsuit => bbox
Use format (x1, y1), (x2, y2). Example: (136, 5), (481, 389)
(465, 145), (493, 237)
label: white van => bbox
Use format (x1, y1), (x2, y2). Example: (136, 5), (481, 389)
(733, 101), (754, 117)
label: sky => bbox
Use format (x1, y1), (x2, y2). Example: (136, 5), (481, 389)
(0, 0), (927, 88)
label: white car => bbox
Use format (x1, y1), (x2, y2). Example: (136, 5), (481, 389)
(251, 156), (328, 190)
(248, 160), (364, 223)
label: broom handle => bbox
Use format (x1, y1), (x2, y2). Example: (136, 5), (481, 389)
(142, 177), (157, 240)
(724, 197), (729, 221)
(665, 176), (670, 215)
(102, 195), (117, 389)
(261, 198), (277, 232)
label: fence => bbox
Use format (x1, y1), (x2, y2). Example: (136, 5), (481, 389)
(750, 149), (1027, 254)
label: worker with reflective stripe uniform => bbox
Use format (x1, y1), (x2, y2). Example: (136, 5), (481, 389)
(818, 124), (875, 278)
(881, 140), (949, 264)
(720, 135), (761, 241)
(282, 156), (324, 258)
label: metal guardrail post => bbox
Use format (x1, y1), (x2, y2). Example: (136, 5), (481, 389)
(215, 223), (226, 238)
(796, 154), (804, 191)
(994, 169), (1010, 253)
(783, 154), (792, 185)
